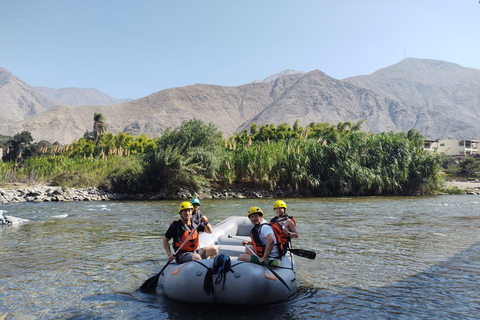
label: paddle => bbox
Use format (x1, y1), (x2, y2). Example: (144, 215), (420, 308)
(242, 241), (291, 292)
(228, 235), (316, 259)
(140, 221), (201, 293)
(289, 248), (316, 259)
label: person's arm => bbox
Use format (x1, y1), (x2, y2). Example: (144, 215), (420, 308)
(163, 236), (175, 261)
(259, 233), (275, 264)
(200, 216), (213, 233)
(286, 219), (298, 238)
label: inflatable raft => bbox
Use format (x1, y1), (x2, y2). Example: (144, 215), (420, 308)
(157, 216), (297, 305)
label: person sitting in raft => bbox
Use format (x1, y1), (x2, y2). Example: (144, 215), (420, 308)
(271, 200), (298, 240)
(191, 198), (204, 226)
(238, 206), (281, 268)
(163, 201), (218, 264)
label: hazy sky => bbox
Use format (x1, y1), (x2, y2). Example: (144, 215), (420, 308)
(1, 0), (479, 100)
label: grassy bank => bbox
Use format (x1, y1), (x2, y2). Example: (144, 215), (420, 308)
(1, 119), (446, 197)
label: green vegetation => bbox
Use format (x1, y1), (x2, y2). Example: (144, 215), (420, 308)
(1, 115), (445, 196)
(442, 156), (480, 180)
(221, 124), (440, 195)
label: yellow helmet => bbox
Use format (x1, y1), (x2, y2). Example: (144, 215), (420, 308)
(273, 200), (287, 210)
(178, 201), (193, 213)
(247, 206), (264, 217)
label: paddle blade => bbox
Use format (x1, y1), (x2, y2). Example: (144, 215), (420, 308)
(139, 260), (172, 293)
(290, 248), (316, 259)
(139, 273), (161, 293)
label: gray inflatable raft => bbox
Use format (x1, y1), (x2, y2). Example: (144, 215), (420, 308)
(158, 216), (297, 305)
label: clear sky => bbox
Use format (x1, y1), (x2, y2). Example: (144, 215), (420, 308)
(1, 0), (479, 100)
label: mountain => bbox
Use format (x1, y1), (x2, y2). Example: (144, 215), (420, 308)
(344, 58), (480, 140)
(1, 59), (479, 144)
(252, 69), (306, 83)
(32, 86), (133, 106)
(0, 68), (56, 124)
(0, 73), (305, 144)
(239, 70), (410, 134)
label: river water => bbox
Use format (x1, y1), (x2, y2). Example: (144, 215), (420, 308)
(1, 196), (480, 319)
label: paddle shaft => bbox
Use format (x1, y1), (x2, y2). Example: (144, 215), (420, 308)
(140, 220), (202, 292)
(243, 243), (291, 292)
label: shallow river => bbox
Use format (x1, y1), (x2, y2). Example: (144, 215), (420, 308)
(1, 196), (480, 319)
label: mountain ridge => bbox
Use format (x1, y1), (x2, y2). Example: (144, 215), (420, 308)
(0, 68), (57, 124)
(32, 86), (133, 106)
(0, 58), (479, 144)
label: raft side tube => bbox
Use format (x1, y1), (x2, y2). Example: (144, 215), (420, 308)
(161, 259), (294, 305)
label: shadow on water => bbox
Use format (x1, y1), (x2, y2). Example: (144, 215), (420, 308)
(131, 287), (316, 320)
(120, 241), (480, 320)
(307, 240), (480, 320)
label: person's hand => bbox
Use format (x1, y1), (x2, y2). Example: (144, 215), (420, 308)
(168, 254), (175, 262)
(282, 226), (289, 234)
(201, 216), (209, 225)
(242, 240), (248, 246)
(258, 256), (265, 264)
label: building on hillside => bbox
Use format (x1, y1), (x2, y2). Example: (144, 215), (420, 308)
(424, 139), (439, 153)
(424, 139), (480, 156)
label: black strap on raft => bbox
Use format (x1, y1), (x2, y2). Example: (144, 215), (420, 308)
(204, 268), (215, 296)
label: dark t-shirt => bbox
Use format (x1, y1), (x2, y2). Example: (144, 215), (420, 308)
(165, 219), (205, 245)
(191, 209), (203, 225)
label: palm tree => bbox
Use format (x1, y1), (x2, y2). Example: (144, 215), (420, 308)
(93, 113), (106, 143)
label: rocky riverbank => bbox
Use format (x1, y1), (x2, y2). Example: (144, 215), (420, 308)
(0, 185), (303, 204)
(0, 180), (478, 204)
(0, 186), (125, 204)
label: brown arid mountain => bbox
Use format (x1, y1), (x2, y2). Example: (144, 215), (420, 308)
(0, 68), (56, 124)
(0, 74), (305, 144)
(238, 69), (411, 134)
(0, 58), (479, 144)
(32, 86), (133, 106)
(344, 58), (480, 140)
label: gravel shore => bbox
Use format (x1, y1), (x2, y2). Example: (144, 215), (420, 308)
(0, 180), (478, 205)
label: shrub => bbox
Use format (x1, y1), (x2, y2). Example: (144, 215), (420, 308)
(103, 157), (148, 193)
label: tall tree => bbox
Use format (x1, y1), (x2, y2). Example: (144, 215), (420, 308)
(3, 131), (34, 161)
(93, 113), (106, 143)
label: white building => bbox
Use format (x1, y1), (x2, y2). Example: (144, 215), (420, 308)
(424, 139), (480, 156)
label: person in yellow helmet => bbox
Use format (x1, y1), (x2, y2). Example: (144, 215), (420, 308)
(238, 206), (281, 268)
(271, 200), (298, 240)
(163, 201), (218, 264)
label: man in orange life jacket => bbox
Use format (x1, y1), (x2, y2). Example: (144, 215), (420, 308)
(271, 200), (298, 241)
(238, 206), (281, 268)
(163, 202), (218, 264)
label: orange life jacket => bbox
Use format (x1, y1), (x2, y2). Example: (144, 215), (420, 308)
(270, 215), (296, 250)
(270, 215), (296, 227)
(172, 222), (199, 253)
(250, 223), (285, 259)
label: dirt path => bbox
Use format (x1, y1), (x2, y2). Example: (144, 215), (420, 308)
(443, 180), (480, 190)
